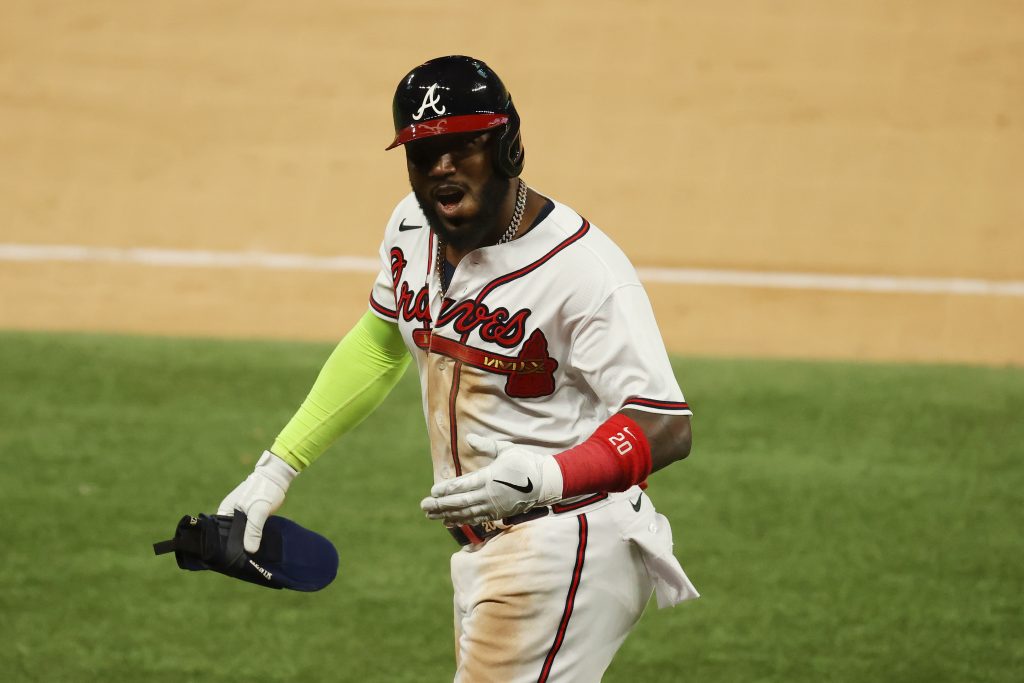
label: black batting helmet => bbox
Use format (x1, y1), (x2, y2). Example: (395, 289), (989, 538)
(386, 55), (525, 178)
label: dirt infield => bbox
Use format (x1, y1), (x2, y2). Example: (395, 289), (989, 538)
(2, 1), (1021, 364)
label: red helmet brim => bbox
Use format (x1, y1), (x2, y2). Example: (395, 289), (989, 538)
(385, 113), (510, 150)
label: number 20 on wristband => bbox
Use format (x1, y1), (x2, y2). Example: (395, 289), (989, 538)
(607, 427), (636, 455)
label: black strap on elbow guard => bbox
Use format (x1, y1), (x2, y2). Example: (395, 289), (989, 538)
(153, 512), (338, 592)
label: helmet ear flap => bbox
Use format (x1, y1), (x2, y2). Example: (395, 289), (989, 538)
(494, 98), (525, 178)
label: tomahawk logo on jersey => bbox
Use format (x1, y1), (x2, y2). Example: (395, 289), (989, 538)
(368, 192), (691, 486)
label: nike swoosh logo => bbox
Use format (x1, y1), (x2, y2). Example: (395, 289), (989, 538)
(494, 477), (534, 493)
(630, 495), (643, 512)
(398, 218), (423, 231)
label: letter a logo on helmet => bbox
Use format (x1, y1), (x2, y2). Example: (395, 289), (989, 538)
(411, 83), (446, 121)
(386, 55), (525, 177)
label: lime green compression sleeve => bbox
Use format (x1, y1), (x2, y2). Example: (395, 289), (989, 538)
(270, 311), (411, 471)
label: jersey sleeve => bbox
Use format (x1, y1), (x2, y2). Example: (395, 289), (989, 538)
(568, 283), (691, 417)
(368, 234), (399, 321)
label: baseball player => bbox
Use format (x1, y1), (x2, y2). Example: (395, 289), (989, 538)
(218, 55), (698, 682)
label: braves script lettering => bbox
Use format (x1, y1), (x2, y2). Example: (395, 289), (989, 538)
(398, 282), (432, 323)
(389, 247), (532, 348)
(386, 240), (553, 397)
(437, 299), (530, 348)
(389, 247), (407, 286)
(390, 247), (432, 324)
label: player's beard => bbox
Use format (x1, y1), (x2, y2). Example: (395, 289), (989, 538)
(414, 174), (511, 251)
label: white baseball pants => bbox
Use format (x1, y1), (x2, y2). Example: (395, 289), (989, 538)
(450, 487), (698, 682)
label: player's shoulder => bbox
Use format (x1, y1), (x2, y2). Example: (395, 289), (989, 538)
(540, 197), (641, 288)
(380, 191), (419, 231)
(381, 192), (427, 239)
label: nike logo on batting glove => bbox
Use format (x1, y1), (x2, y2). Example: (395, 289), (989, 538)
(493, 477), (534, 493)
(419, 434), (563, 526)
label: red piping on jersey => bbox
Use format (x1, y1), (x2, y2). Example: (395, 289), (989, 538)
(421, 231), (436, 336)
(459, 218), (591, 343)
(623, 397), (690, 412)
(448, 360), (464, 476)
(537, 514), (589, 683)
(369, 295), (398, 319)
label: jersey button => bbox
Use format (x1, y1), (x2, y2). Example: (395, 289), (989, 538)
(437, 359), (447, 371)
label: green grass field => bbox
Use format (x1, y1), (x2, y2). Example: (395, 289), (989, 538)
(1, 330), (1021, 682)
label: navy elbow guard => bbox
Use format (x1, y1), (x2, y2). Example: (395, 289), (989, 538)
(153, 512), (338, 592)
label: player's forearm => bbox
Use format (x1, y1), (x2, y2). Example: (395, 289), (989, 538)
(271, 312), (410, 470)
(621, 409), (692, 473)
(553, 411), (691, 498)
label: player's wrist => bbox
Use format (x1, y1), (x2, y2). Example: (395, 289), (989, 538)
(268, 442), (307, 473)
(537, 456), (564, 506)
(256, 450), (299, 489)
(554, 413), (652, 498)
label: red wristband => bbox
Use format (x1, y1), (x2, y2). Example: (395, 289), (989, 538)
(554, 413), (652, 498)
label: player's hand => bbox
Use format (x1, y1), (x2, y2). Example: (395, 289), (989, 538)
(217, 451), (298, 553)
(420, 434), (564, 526)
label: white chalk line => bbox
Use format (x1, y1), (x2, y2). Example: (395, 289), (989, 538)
(1, 243), (1022, 298)
(0, 243), (380, 273)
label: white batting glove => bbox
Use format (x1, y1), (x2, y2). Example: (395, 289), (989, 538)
(217, 450), (298, 553)
(420, 434), (564, 526)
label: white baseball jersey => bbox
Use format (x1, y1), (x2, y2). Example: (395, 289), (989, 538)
(368, 192), (692, 485)
(368, 191), (698, 682)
